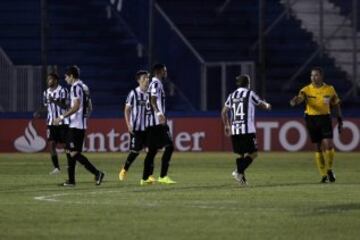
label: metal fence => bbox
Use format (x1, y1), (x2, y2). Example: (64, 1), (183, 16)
(0, 48), (42, 112)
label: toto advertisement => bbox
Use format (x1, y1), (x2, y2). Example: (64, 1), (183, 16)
(0, 117), (359, 152)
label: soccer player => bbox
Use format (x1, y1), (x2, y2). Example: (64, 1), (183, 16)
(54, 66), (104, 186)
(118, 70), (156, 182)
(221, 74), (271, 185)
(34, 73), (69, 175)
(289, 67), (343, 183)
(141, 64), (176, 185)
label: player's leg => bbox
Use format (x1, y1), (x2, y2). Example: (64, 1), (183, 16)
(242, 152), (258, 173)
(69, 128), (104, 185)
(119, 151), (139, 181)
(47, 126), (60, 174)
(119, 132), (143, 181)
(158, 125), (176, 184)
(141, 127), (157, 185)
(235, 134), (258, 185)
(49, 140), (60, 174)
(236, 134), (258, 174)
(141, 147), (157, 185)
(236, 151), (258, 185)
(62, 128), (76, 186)
(231, 135), (242, 178)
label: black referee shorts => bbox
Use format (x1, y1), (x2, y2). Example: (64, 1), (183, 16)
(130, 131), (147, 152)
(305, 114), (333, 143)
(47, 125), (68, 144)
(66, 128), (85, 152)
(146, 124), (173, 149)
(231, 133), (258, 155)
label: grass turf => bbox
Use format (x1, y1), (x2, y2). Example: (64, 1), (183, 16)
(0, 152), (360, 240)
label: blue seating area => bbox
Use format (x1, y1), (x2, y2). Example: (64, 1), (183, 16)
(0, 0), (355, 112)
(0, 0), (147, 112)
(156, 0), (351, 109)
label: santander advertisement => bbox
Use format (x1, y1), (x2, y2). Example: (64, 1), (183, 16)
(1, 117), (359, 153)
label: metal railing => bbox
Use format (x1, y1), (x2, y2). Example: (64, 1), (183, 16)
(0, 48), (42, 112)
(201, 61), (255, 110)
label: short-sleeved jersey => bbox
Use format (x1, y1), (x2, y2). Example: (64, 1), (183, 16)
(69, 80), (89, 129)
(145, 77), (166, 127)
(299, 83), (340, 115)
(224, 87), (262, 135)
(125, 87), (149, 131)
(43, 85), (69, 126)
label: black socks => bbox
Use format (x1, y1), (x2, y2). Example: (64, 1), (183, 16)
(160, 145), (174, 178)
(236, 156), (253, 174)
(51, 154), (60, 169)
(124, 152), (139, 171)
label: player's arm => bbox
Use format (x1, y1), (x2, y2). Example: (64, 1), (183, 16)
(124, 104), (133, 134)
(258, 101), (271, 111)
(49, 89), (69, 109)
(290, 91), (306, 107)
(53, 99), (80, 125)
(221, 106), (231, 136)
(150, 95), (165, 124)
(251, 91), (271, 110)
(49, 98), (68, 109)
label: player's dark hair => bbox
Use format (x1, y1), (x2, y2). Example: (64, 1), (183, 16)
(311, 67), (324, 76)
(65, 65), (80, 79)
(135, 70), (149, 81)
(236, 74), (250, 87)
(48, 73), (59, 82)
(152, 63), (166, 75)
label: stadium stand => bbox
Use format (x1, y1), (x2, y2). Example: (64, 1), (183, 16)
(0, 0), (357, 112)
(156, 0), (352, 109)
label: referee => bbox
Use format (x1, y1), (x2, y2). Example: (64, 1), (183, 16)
(290, 67), (343, 183)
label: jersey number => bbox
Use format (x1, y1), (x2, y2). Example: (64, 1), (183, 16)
(232, 102), (245, 120)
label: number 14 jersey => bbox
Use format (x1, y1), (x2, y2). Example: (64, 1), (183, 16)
(224, 88), (262, 135)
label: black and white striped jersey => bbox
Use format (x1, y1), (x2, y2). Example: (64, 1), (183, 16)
(69, 80), (89, 130)
(224, 87), (263, 135)
(125, 87), (149, 131)
(145, 77), (166, 127)
(43, 85), (69, 126)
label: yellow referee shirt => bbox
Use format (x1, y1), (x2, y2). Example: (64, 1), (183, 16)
(299, 83), (340, 115)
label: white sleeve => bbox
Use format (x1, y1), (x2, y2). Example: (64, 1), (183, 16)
(250, 91), (261, 105)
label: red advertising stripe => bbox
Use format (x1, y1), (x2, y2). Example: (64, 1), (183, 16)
(1, 117), (359, 152)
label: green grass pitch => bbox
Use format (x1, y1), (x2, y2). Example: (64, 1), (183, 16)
(0, 152), (360, 240)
